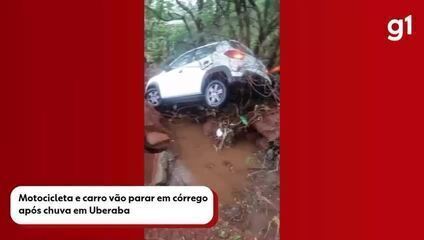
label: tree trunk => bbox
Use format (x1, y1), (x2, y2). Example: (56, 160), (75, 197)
(242, 0), (251, 47)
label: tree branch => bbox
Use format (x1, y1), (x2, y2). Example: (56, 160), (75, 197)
(145, 5), (183, 22)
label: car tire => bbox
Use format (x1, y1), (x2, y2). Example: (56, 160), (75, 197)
(204, 80), (228, 108)
(146, 87), (162, 107)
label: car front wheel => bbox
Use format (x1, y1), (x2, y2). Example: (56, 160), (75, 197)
(146, 87), (161, 107)
(205, 80), (227, 108)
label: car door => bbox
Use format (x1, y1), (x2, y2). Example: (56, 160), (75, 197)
(177, 44), (217, 96)
(159, 51), (195, 98)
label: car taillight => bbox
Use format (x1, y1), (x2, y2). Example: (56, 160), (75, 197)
(269, 66), (280, 74)
(224, 50), (245, 60)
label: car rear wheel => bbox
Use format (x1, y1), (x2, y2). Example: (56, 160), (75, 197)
(146, 87), (161, 107)
(205, 80), (227, 108)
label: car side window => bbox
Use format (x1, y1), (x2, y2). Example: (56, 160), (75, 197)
(194, 45), (217, 60)
(169, 51), (194, 69)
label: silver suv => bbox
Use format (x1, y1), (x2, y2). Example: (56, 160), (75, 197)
(146, 40), (270, 108)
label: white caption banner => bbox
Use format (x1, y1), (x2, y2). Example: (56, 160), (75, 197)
(10, 186), (214, 225)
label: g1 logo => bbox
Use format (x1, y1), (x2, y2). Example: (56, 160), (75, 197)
(387, 15), (412, 41)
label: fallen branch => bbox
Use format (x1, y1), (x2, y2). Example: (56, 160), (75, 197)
(256, 191), (278, 210)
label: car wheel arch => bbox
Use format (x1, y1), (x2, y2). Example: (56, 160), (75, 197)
(146, 82), (159, 90)
(201, 66), (232, 93)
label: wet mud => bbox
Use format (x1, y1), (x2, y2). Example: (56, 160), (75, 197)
(166, 119), (258, 204)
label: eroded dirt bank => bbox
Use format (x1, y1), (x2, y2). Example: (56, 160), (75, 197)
(145, 112), (280, 240)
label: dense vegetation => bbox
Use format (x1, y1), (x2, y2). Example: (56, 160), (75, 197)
(145, 0), (279, 68)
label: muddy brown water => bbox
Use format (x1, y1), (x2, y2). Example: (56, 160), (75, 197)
(166, 119), (258, 204)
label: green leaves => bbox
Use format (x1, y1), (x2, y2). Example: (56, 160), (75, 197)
(145, 0), (280, 67)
